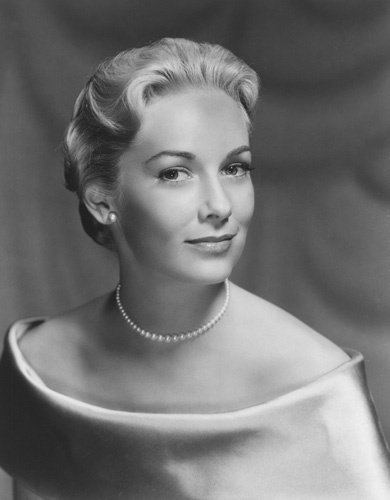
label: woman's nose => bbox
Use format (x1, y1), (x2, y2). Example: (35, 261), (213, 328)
(198, 178), (232, 222)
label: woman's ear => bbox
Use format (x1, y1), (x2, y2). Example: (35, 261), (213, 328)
(83, 185), (115, 225)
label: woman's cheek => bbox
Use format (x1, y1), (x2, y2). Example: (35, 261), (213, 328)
(148, 189), (196, 226)
(232, 182), (255, 226)
(121, 190), (193, 243)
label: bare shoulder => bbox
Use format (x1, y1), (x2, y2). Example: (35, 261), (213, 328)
(229, 283), (350, 388)
(18, 293), (113, 390)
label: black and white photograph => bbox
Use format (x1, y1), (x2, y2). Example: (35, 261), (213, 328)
(1, 1), (390, 498)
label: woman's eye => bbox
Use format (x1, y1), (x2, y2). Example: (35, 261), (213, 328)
(223, 163), (253, 177)
(158, 168), (191, 182)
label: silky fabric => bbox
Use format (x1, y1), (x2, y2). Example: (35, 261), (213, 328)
(0, 319), (389, 500)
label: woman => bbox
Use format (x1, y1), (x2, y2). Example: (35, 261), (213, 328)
(0, 38), (389, 499)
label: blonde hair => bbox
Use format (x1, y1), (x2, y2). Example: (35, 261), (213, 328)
(63, 38), (259, 248)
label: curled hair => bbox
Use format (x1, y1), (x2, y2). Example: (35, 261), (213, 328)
(63, 38), (260, 249)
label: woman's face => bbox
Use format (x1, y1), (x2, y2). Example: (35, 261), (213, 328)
(116, 88), (254, 284)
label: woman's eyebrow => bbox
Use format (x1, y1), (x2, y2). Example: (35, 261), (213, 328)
(224, 145), (251, 160)
(144, 151), (195, 165)
(144, 145), (250, 166)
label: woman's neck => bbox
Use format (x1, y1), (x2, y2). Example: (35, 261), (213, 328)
(116, 261), (227, 344)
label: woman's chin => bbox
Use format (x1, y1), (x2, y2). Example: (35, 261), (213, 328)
(130, 243), (244, 285)
(167, 260), (237, 285)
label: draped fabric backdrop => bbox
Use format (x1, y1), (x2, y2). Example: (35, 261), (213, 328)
(1, 0), (390, 494)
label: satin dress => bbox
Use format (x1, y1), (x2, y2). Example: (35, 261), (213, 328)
(0, 318), (389, 500)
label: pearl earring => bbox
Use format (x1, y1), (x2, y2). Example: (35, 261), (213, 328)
(107, 212), (117, 224)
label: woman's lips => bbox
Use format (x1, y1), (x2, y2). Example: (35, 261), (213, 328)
(185, 234), (236, 254)
(186, 234), (236, 243)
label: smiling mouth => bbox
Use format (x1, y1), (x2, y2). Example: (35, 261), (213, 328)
(186, 234), (236, 244)
(185, 234), (237, 254)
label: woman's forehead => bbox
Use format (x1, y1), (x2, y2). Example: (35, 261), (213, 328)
(133, 89), (249, 154)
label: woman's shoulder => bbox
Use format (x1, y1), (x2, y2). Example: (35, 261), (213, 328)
(14, 284), (352, 411)
(16, 293), (114, 395)
(18, 292), (108, 343)
(228, 283), (351, 391)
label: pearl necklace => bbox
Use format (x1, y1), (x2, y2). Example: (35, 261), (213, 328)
(115, 280), (230, 343)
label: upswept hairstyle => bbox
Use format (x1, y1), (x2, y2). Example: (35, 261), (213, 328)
(63, 38), (259, 249)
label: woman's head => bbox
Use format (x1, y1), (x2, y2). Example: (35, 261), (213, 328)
(64, 38), (259, 253)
